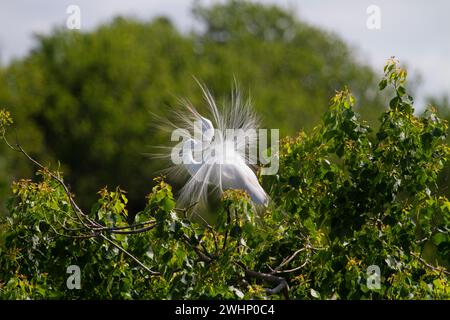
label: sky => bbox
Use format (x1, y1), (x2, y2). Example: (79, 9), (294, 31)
(0, 0), (449, 107)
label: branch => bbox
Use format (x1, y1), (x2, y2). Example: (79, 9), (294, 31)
(91, 221), (157, 234)
(411, 252), (450, 276)
(16, 143), (99, 230)
(270, 242), (322, 275)
(100, 234), (160, 275)
(2, 133), (161, 277)
(273, 248), (306, 273)
(182, 234), (212, 263)
(270, 260), (309, 275)
(235, 262), (289, 299)
(244, 269), (289, 299)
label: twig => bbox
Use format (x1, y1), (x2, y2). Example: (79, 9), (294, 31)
(174, 201), (198, 214)
(273, 248), (306, 273)
(2, 133), (161, 277)
(100, 234), (160, 275)
(107, 224), (157, 235)
(182, 235), (212, 263)
(411, 252), (450, 276)
(16, 143), (99, 230)
(272, 260), (309, 274)
(89, 220), (156, 232)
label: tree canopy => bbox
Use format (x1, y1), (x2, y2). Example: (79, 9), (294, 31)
(0, 0), (385, 212)
(0, 59), (449, 299)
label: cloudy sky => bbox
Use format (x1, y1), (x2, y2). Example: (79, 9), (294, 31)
(0, 0), (449, 107)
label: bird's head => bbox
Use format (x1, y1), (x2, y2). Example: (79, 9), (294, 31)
(199, 116), (214, 143)
(186, 104), (215, 143)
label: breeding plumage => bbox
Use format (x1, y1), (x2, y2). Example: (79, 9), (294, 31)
(157, 82), (268, 210)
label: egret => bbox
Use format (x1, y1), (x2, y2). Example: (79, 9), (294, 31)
(160, 82), (269, 210)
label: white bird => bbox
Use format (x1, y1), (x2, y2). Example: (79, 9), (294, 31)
(160, 82), (269, 210)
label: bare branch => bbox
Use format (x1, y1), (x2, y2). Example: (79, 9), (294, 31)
(273, 248), (306, 273)
(272, 260), (309, 274)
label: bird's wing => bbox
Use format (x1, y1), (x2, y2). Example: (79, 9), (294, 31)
(220, 161), (268, 205)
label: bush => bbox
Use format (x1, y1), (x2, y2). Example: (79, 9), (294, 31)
(0, 59), (449, 299)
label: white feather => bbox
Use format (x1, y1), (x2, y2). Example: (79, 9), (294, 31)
(159, 82), (269, 209)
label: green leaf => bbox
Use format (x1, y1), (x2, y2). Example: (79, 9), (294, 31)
(310, 288), (321, 299)
(433, 233), (447, 245)
(378, 79), (387, 91)
(389, 97), (400, 109)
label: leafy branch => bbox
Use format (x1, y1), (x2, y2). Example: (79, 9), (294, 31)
(1, 114), (161, 276)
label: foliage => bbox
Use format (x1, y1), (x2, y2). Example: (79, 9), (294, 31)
(0, 0), (386, 211)
(427, 95), (450, 198)
(1, 59), (449, 299)
(263, 58), (450, 298)
(0, 109), (13, 133)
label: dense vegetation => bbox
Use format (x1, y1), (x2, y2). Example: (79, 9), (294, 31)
(1, 59), (449, 299)
(0, 1), (386, 211)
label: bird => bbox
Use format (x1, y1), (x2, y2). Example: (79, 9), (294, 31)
(158, 81), (269, 211)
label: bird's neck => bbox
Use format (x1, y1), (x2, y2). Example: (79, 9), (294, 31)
(183, 140), (203, 176)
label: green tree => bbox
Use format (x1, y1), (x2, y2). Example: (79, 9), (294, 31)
(1, 59), (448, 299)
(426, 95), (450, 198)
(0, 1), (386, 212)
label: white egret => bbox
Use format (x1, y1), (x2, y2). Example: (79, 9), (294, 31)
(160, 82), (269, 210)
